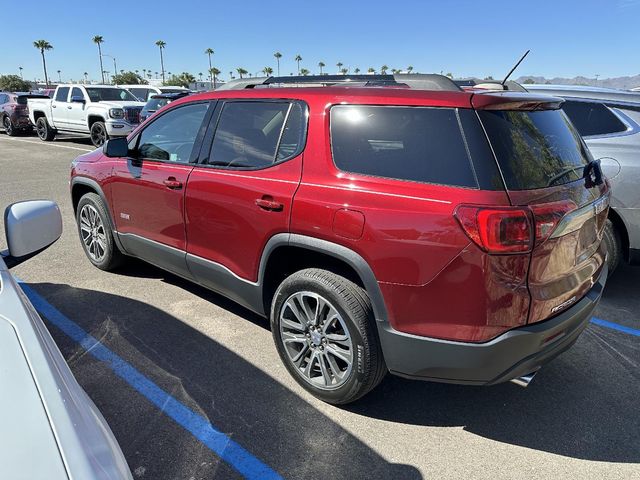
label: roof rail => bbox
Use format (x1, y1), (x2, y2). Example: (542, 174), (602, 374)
(216, 74), (462, 92)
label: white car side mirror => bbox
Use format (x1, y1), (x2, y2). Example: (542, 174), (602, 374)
(3, 200), (62, 268)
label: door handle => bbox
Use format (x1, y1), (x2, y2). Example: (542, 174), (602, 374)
(67, 106), (72, 109)
(255, 197), (284, 211)
(163, 177), (183, 189)
(52, 104), (56, 108)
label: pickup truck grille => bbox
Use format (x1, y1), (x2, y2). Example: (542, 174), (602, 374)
(124, 106), (143, 124)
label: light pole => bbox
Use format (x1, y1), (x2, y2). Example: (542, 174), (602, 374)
(102, 54), (117, 82)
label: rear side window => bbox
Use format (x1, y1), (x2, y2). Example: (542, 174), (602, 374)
(330, 105), (477, 188)
(562, 101), (627, 137)
(55, 87), (69, 102)
(208, 101), (303, 169)
(479, 109), (591, 190)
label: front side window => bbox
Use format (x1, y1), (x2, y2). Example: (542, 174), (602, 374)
(55, 87), (69, 102)
(330, 105), (477, 188)
(208, 101), (301, 169)
(71, 87), (84, 101)
(136, 103), (209, 163)
(561, 100), (628, 137)
(129, 88), (149, 101)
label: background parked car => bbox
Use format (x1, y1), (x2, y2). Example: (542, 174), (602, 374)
(0, 92), (48, 136)
(121, 85), (190, 102)
(0, 200), (132, 479)
(525, 84), (640, 273)
(140, 92), (191, 121)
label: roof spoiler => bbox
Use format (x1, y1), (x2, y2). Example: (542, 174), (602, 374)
(216, 74), (462, 92)
(471, 92), (565, 111)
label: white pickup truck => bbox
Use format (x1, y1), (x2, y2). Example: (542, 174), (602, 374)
(28, 85), (145, 147)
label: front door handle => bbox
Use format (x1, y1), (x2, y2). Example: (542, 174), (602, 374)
(67, 106), (72, 109)
(255, 197), (284, 211)
(163, 177), (183, 189)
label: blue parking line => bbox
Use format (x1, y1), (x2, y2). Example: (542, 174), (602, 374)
(18, 281), (283, 480)
(590, 317), (640, 337)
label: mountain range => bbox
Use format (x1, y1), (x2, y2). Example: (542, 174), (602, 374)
(514, 74), (640, 90)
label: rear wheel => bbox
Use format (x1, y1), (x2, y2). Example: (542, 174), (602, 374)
(3, 116), (16, 136)
(36, 117), (56, 141)
(602, 219), (622, 275)
(271, 268), (386, 404)
(90, 121), (108, 147)
(76, 193), (124, 271)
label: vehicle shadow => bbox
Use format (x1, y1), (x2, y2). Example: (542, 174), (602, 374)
(27, 281), (422, 480)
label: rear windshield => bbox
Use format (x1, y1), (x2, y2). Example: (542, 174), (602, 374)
(146, 98), (171, 110)
(85, 87), (138, 102)
(159, 88), (186, 94)
(478, 109), (591, 190)
(330, 105), (478, 188)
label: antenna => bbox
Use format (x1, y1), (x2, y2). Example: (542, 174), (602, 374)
(501, 50), (530, 85)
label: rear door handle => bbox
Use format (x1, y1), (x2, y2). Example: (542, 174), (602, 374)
(255, 197), (283, 211)
(163, 177), (183, 189)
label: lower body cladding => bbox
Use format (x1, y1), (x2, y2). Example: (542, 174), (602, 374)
(377, 263), (607, 386)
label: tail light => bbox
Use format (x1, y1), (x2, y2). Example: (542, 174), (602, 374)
(455, 201), (576, 254)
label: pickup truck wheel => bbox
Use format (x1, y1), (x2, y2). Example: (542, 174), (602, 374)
(271, 268), (386, 404)
(76, 193), (124, 271)
(36, 117), (56, 141)
(602, 219), (622, 275)
(3, 116), (16, 136)
(90, 121), (108, 147)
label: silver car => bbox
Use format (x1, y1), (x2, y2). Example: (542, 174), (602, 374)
(525, 84), (640, 273)
(0, 200), (132, 479)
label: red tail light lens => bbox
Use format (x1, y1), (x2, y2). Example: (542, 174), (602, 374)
(530, 200), (577, 245)
(455, 206), (533, 253)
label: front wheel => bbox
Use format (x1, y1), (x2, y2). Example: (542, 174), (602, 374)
(36, 117), (56, 141)
(3, 116), (16, 136)
(271, 268), (386, 404)
(76, 193), (124, 271)
(602, 219), (622, 275)
(90, 121), (108, 147)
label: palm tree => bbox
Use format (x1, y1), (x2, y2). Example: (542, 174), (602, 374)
(407, 65), (414, 74)
(318, 62), (325, 75)
(236, 67), (248, 79)
(155, 71), (159, 79)
(274, 51), (282, 76)
(205, 48), (214, 83)
(367, 67), (375, 74)
(33, 40), (53, 85)
(155, 40), (166, 83)
(340, 68), (348, 75)
(92, 36), (105, 83)
(198, 72), (203, 81)
(354, 67), (360, 74)
(209, 67), (220, 88)
(142, 68), (146, 79)
(381, 65), (389, 75)
(336, 62), (343, 73)
(83, 72), (88, 84)
(19, 66), (23, 79)
(300, 68), (310, 76)
(262, 66), (273, 76)
(294, 54), (302, 74)
(229, 71), (234, 79)
(57, 69), (62, 83)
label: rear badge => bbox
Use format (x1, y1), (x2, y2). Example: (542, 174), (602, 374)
(120, 213), (130, 220)
(594, 196), (608, 215)
(551, 296), (576, 314)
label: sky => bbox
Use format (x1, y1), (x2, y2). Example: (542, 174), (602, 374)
(2, 0), (639, 83)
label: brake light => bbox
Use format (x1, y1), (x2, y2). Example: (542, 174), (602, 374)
(530, 200), (576, 245)
(455, 206), (533, 253)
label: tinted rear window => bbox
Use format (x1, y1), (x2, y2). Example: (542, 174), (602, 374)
(146, 98), (171, 110)
(479, 109), (591, 190)
(561, 100), (627, 137)
(330, 106), (477, 188)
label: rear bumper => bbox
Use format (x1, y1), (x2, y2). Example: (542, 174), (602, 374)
(378, 262), (607, 385)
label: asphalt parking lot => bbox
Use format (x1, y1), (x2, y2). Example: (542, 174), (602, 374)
(1, 133), (639, 479)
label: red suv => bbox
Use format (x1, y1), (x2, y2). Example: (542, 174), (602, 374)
(70, 74), (609, 404)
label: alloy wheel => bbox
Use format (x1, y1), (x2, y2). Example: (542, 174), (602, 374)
(279, 291), (354, 390)
(91, 123), (106, 146)
(79, 204), (107, 262)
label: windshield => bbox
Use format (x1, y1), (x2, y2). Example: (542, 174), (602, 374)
(85, 87), (138, 102)
(478, 109), (592, 190)
(145, 98), (171, 111)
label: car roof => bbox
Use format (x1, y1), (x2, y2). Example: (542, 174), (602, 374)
(525, 84), (640, 105)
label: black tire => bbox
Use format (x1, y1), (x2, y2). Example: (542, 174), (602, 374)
(271, 268), (386, 404)
(3, 116), (16, 136)
(36, 117), (56, 141)
(90, 121), (108, 147)
(602, 218), (622, 275)
(76, 193), (125, 271)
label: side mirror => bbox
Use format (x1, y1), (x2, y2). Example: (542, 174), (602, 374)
(71, 95), (86, 103)
(2, 200), (62, 269)
(102, 137), (129, 158)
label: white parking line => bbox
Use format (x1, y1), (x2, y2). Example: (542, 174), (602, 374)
(0, 136), (93, 152)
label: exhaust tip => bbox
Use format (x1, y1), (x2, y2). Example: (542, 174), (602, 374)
(510, 371), (537, 388)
